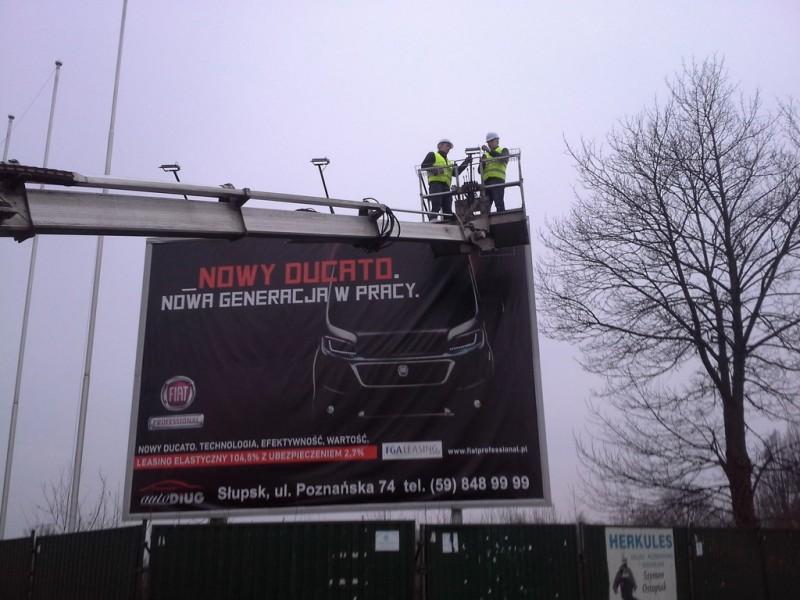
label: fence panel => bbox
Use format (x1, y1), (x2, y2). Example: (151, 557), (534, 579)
(579, 524), (608, 600)
(0, 536), (33, 600)
(30, 525), (144, 600)
(671, 526), (691, 600)
(761, 529), (800, 598)
(150, 521), (415, 600)
(689, 527), (765, 600)
(424, 524), (580, 600)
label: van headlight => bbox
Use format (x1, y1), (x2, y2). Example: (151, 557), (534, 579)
(322, 336), (357, 357)
(448, 329), (483, 352)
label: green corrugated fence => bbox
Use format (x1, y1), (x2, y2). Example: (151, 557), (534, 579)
(0, 535), (33, 600)
(760, 528), (800, 599)
(424, 523), (800, 600)
(2, 521), (799, 599)
(424, 524), (581, 599)
(31, 525), (145, 600)
(0, 526), (144, 600)
(150, 521), (415, 600)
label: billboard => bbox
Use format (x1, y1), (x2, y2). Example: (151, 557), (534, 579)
(124, 237), (549, 518)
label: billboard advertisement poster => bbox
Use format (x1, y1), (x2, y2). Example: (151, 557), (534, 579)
(605, 528), (677, 600)
(124, 237), (548, 518)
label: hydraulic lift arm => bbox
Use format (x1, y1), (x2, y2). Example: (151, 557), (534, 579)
(0, 163), (528, 250)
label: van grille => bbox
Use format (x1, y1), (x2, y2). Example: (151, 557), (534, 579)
(355, 331), (447, 358)
(354, 360), (452, 387)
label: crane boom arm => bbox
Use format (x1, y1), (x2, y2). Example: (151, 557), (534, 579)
(0, 163), (528, 249)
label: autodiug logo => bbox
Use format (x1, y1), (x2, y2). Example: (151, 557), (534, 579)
(139, 480), (205, 507)
(160, 376), (196, 412)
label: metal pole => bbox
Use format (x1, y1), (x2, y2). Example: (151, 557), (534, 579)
(0, 61), (62, 539)
(42, 62), (62, 171)
(516, 151), (525, 212)
(67, 0), (127, 533)
(0, 240), (37, 539)
(160, 163), (188, 200)
(2, 115), (14, 161)
(171, 171), (189, 200)
(104, 0), (127, 178)
(314, 164), (335, 214)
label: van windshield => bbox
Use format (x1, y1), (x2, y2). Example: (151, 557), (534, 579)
(328, 253), (477, 332)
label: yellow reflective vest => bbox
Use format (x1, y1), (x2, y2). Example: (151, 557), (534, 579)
(427, 152), (453, 185)
(482, 146), (507, 182)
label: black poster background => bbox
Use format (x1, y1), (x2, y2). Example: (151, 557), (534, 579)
(126, 238), (546, 516)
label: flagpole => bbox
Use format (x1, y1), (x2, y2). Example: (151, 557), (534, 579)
(1, 115), (14, 162)
(67, 0), (128, 532)
(0, 60), (63, 539)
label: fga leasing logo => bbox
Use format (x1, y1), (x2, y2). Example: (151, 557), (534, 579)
(139, 480), (205, 507)
(161, 376), (196, 412)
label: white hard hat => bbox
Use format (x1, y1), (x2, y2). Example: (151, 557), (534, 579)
(438, 138), (453, 146)
(485, 132), (500, 142)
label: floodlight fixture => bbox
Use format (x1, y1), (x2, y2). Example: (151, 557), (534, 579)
(465, 146), (483, 156)
(310, 157), (334, 213)
(159, 162), (187, 200)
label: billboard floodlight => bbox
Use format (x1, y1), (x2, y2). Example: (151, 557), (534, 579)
(159, 163), (187, 199)
(311, 157), (333, 213)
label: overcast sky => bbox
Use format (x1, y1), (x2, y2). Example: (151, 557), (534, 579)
(1, 0), (799, 538)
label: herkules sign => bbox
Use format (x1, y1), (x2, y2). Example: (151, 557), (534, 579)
(124, 237), (549, 518)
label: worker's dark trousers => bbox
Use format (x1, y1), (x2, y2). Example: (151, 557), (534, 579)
(428, 182), (452, 219)
(484, 179), (506, 212)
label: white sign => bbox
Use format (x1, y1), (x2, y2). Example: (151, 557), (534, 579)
(375, 529), (400, 552)
(605, 527), (677, 600)
(441, 532), (459, 554)
(381, 441), (442, 460)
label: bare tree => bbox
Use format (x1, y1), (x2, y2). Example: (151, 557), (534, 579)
(609, 489), (731, 528)
(27, 467), (121, 535)
(756, 426), (800, 528)
(478, 506), (561, 525)
(539, 58), (800, 528)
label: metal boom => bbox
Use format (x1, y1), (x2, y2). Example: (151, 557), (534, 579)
(0, 164), (529, 250)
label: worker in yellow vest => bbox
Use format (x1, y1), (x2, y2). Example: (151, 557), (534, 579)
(480, 132), (510, 212)
(421, 138), (472, 221)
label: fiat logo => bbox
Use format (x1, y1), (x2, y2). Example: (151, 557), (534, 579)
(397, 365), (409, 377)
(160, 376), (196, 412)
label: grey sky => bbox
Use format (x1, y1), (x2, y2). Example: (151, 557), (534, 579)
(1, 0), (799, 537)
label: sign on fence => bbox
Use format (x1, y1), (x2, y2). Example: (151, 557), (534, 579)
(124, 238), (548, 518)
(605, 528), (677, 600)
